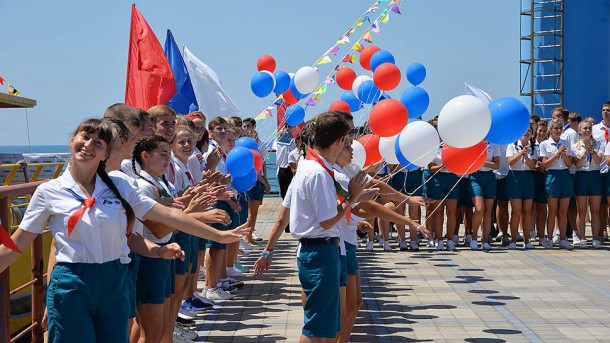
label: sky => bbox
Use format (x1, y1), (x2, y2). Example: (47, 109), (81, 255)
(0, 0), (519, 146)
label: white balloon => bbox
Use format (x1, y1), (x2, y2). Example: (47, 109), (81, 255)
(437, 95), (491, 148)
(379, 135), (400, 164)
(262, 71), (276, 90)
(351, 140), (366, 168)
(294, 66), (319, 94)
(398, 121), (440, 167)
(352, 75), (372, 98)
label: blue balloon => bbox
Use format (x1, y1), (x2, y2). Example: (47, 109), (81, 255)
(340, 91), (362, 112)
(235, 137), (259, 151)
(231, 167), (257, 192)
(394, 133), (420, 171)
(226, 146), (254, 177)
(289, 78), (308, 99)
(406, 63), (427, 86)
(273, 71), (290, 94)
(285, 104), (306, 126)
(486, 97), (530, 145)
(370, 50), (395, 72)
(250, 72), (274, 98)
(400, 86), (430, 118)
(357, 80), (382, 104)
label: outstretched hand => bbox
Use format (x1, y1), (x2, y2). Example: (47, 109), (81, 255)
(253, 255), (272, 278)
(159, 243), (185, 261)
(218, 223), (251, 244)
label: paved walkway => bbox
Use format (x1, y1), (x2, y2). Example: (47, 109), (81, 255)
(192, 197), (610, 342)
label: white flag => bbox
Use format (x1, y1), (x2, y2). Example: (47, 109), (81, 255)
(464, 82), (493, 105)
(183, 46), (241, 118)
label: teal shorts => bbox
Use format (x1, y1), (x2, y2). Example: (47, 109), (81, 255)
(496, 177), (509, 201)
(469, 171), (497, 200)
(390, 171), (407, 193)
(136, 246), (172, 305)
(546, 169), (574, 199)
(575, 170), (602, 197)
(238, 192), (249, 226)
(457, 178), (474, 207)
(174, 232), (193, 275)
(126, 253), (139, 318)
(339, 254), (347, 287)
(47, 260), (129, 343)
(423, 171), (459, 200)
(345, 242), (359, 275)
(247, 180), (265, 202)
(298, 244), (341, 338)
(190, 235), (199, 273)
(206, 201), (232, 250)
(405, 169), (424, 196)
(603, 173), (608, 204)
(534, 171), (548, 204)
(506, 171), (535, 200)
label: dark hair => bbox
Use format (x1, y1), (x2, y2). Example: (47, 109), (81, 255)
(104, 103), (143, 131)
(552, 107), (570, 121)
(132, 135), (170, 189)
(530, 114), (540, 123)
(72, 118), (135, 237)
(314, 112), (350, 149)
(230, 116), (243, 128)
(148, 105), (177, 124)
(243, 118), (256, 128)
(208, 116), (229, 131)
(102, 117), (130, 142)
(333, 110), (354, 121)
(196, 128), (209, 151)
(176, 116), (197, 132)
(568, 112), (582, 123)
(603, 101), (610, 108)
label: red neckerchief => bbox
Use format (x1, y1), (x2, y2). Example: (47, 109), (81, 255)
(305, 146), (351, 223)
(0, 223), (21, 253)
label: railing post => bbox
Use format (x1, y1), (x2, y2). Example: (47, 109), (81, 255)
(0, 197), (11, 343)
(31, 234), (43, 343)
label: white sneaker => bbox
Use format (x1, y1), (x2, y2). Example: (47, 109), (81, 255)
(252, 234), (263, 242)
(470, 240), (479, 250)
(572, 233), (581, 245)
(508, 242), (517, 250)
(239, 240), (253, 254)
(436, 240), (445, 251)
(558, 239), (572, 250)
(174, 324), (198, 341)
(227, 266), (245, 278)
(173, 332), (194, 343)
(447, 240), (456, 251)
(579, 241), (588, 249)
(495, 232), (503, 242)
(177, 304), (196, 320)
(531, 229), (538, 241)
(516, 233), (524, 242)
(383, 240), (392, 252)
(427, 239), (436, 248)
(378, 238), (385, 248)
(194, 291), (214, 306)
(552, 228), (560, 244)
(524, 242), (535, 249)
(451, 235), (459, 246)
(464, 234), (473, 247)
(399, 239), (408, 251)
(366, 241), (374, 251)
(206, 287), (235, 300)
(593, 239), (603, 249)
(410, 240), (420, 251)
(482, 242), (493, 251)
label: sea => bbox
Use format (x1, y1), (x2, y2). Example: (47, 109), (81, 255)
(0, 145), (280, 196)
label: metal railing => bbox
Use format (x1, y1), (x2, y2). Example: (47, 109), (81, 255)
(1, 162), (65, 186)
(0, 181), (47, 343)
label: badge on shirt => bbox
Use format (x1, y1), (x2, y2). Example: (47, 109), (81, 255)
(100, 196), (123, 210)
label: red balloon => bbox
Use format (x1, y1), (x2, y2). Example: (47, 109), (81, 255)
(257, 55), (276, 72)
(369, 99), (408, 137)
(329, 100), (351, 113)
(282, 89), (298, 105)
(251, 149), (263, 174)
(359, 46), (381, 71)
(359, 134), (382, 167)
(336, 67), (357, 90)
(373, 63), (401, 91)
(442, 141), (488, 175)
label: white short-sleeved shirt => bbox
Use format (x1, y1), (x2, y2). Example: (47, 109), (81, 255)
(539, 138), (574, 170)
(572, 139), (605, 172)
(276, 133), (296, 170)
(120, 159), (139, 179)
(256, 139), (269, 177)
(494, 144), (509, 178)
(203, 140), (227, 175)
(430, 147), (451, 174)
(109, 169), (145, 263)
(166, 153), (195, 192)
(281, 183), (294, 209)
(288, 159), (339, 239)
(135, 170), (174, 243)
(478, 143), (501, 172)
(506, 142), (537, 171)
(333, 164), (365, 255)
(561, 127), (579, 146)
(288, 148), (301, 166)
(593, 122), (610, 173)
(20, 170), (156, 264)
(187, 147), (204, 184)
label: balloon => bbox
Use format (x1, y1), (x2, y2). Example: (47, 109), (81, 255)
(340, 91), (362, 112)
(329, 100), (351, 113)
(437, 95), (491, 148)
(406, 62), (426, 86)
(352, 75), (372, 98)
(486, 97), (530, 145)
(289, 78), (308, 99)
(294, 66), (319, 94)
(236, 137), (259, 151)
(231, 167), (258, 192)
(394, 135), (421, 171)
(257, 55), (276, 72)
(226, 146), (255, 177)
(357, 80), (382, 104)
(336, 67), (357, 90)
(373, 63), (401, 91)
(250, 71), (275, 98)
(273, 71), (290, 94)
(397, 121), (440, 167)
(442, 141), (488, 175)
(282, 89), (299, 105)
(370, 50), (395, 72)
(359, 46), (381, 71)
(358, 134), (382, 167)
(400, 86), (430, 118)
(369, 99), (408, 137)
(251, 149), (263, 174)
(379, 135), (400, 164)
(351, 140), (366, 168)
(285, 104), (306, 126)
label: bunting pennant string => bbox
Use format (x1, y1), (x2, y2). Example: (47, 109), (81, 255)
(0, 74), (23, 96)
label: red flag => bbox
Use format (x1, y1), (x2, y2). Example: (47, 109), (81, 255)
(0, 76), (4, 85)
(125, 4), (175, 109)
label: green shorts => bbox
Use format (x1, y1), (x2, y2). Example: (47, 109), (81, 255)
(390, 172), (407, 193)
(469, 171), (497, 200)
(496, 177), (509, 201)
(339, 254), (347, 287)
(534, 171), (548, 204)
(506, 171), (535, 200)
(174, 232), (193, 275)
(136, 245), (173, 305)
(345, 242), (359, 275)
(575, 170), (602, 197)
(546, 169), (574, 199)
(405, 169), (424, 196)
(457, 177), (474, 207)
(206, 201), (232, 250)
(247, 180), (265, 202)
(126, 253), (139, 318)
(423, 171), (459, 200)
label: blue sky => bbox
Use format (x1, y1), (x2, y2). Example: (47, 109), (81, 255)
(0, 0), (518, 146)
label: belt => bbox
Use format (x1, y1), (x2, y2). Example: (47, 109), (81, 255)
(299, 237), (339, 246)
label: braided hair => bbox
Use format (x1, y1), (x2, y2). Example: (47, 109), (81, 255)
(132, 135), (170, 190)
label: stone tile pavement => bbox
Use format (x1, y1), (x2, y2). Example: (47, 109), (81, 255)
(191, 197), (610, 342)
